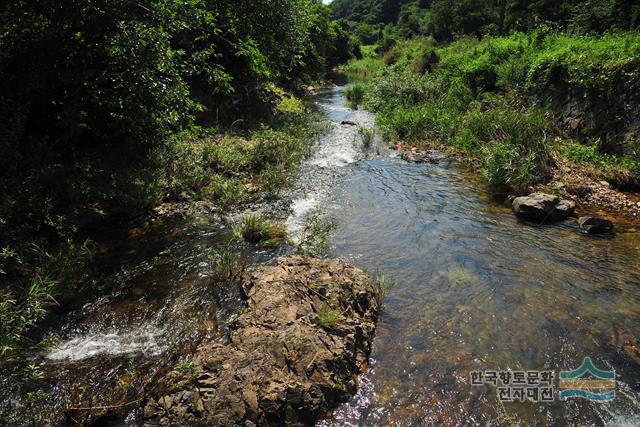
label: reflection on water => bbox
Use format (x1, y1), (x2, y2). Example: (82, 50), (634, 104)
(310, 89), (640, 426)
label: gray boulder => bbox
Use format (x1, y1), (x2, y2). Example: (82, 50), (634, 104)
(512, 193), (575, 223)
(578, 216), (613, 234)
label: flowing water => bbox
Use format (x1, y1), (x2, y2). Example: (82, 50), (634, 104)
(1, 85), (640, 426)
(304, 86), (640, 426)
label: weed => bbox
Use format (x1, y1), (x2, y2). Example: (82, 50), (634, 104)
(344, 83), (367, 110)
(24, 363), (45, 380)
(374, 270), (396, 305)
(297, 213), (336, 257)
(0, 274), (57, 355)
(233, 214), (288, 248)
(116, 359), (139, 391)
(358, 126), (376, 148)
(316, 304), (340, 328)
(211, 248), (246, 284)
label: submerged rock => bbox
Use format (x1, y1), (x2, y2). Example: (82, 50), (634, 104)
(400, 149), (441, 164)
(578, 216), (614, 234)
(144, 256), (379, 426)
(512, 193), (575, 223)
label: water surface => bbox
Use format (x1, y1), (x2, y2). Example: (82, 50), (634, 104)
(305, 86), (640, 426)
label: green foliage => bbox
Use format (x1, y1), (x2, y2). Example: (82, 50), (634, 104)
(0, 275), (56, 355)
(296, 213), (337, 257)
(352, 31), (640, 193)
(358, 126), (376, 148)
(374, 271), (396, 305)
(316, 304), (340, 328)
(116, 359), (139, 391)
(345, 83), (367, 109)
(167, 358), (198, 391)
(211, 248), (246, 285)
(558, 142), (640, 185)
(233, 215), (289, 249)
(332, 0), (639, 42)
(1, 0), (352, 359)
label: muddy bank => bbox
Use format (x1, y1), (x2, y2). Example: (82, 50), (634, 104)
(144, 256), (379, 426)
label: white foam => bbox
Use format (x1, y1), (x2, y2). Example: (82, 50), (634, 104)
(286, 195), (321, 243)
(308, 126), (359, 168)
(45, 326), (167, 361)
(606, 415), (640, 427)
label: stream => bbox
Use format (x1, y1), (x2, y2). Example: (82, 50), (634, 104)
(1, 85), (640, 426)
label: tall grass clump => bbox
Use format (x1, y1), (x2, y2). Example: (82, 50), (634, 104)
(344, 83), (367, 109)
(233, 214), (288, 248)
(296, 213), (337, 257)
(358, 126), (376, 148)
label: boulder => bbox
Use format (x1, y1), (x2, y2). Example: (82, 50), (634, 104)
(144, 256), (380, 427)
(512, 193), (575, 222)
(578, 216), (613, 234)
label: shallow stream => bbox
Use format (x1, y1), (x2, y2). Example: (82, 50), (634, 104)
(1, 85), (639, 426)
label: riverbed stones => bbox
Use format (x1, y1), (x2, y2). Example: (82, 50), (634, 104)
(512, 193), (575, 222)
(400, 148), (442, 164)
(144, 256), (379, 426)
(578, 216), (614, 234)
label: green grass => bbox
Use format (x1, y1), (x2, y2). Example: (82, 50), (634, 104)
(358, 126), (375, 148)
(316, 304), (340, 328)
(374, 270), (396, 306)
(344, 82), (367, 110)
(337, 44), (383, 81)
(158, 109), (323, 208)
(296, 213), (336, 257)
(344, 31), (640, 194)
(233, 214), (289, 248)
(558, 141), (640, 185)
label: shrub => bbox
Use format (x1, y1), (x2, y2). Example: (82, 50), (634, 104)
(383, 47), (401, 65)
(411, 46), (440, 74)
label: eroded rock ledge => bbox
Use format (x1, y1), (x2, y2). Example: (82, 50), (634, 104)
(144, 256), (379, 426)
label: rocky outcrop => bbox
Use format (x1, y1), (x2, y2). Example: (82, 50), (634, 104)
(578, 216), (614, 235)
(512, 193), (575, 223)
(144, 256), (379, 426)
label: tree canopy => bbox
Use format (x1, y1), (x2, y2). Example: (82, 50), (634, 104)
(331, 0), (640, 41)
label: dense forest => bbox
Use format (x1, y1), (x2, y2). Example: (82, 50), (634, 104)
(0, 0), (358, 354)
(333, 0), (640, 41)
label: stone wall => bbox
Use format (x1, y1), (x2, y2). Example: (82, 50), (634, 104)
(538, 75), (640, 156)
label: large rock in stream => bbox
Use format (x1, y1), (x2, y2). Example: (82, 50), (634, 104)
(144, 256), (379, 426)
(512, 193), (575, 223)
